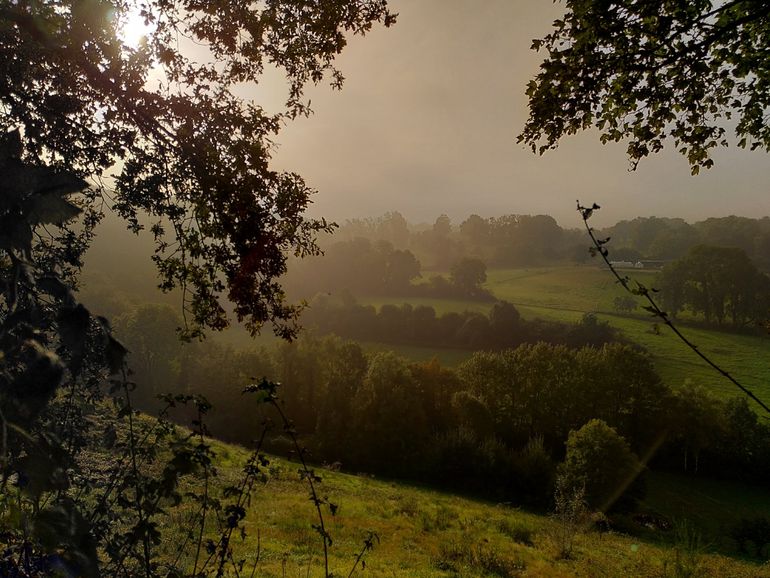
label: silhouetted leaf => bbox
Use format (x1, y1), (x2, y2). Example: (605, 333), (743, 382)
(105, 335), (128, 375)
(26, 193), (82, 225)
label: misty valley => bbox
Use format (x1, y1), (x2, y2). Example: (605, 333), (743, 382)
(2, 1), (770, 577)
(63, 210), (770, 576)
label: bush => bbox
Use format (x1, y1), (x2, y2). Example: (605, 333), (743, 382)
(559, 419), (645, 513)
(425, 427), (515, 496)
(496, 519), (535, 546)
(511, 436), (556, 508)
(731, 516), (770, 560)
(550, 475), (589, 559)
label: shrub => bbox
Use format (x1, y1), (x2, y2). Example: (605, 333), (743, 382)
(496, 519), (535, 546)
(731, 516), (770, 560)
(550, 475), (589, 559)
(511, 436), (556, 508)
(559, 419), (645, 512)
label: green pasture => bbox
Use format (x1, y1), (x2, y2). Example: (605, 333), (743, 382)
(159, 438), (770, 577)
(485, 265), (659, 314)
(484, 266), (770, 402)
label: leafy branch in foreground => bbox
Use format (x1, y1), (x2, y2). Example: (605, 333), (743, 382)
(577, 201), (770, 415)
(1, 0), (396, 339)
(522, 1), (770, 174)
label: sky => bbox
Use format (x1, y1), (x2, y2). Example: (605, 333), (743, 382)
(255, 0), (770, 230)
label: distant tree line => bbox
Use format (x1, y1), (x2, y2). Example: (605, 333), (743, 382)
(301, 297), (620, 350)
(326, 211), (585, 270)
(111, 305), (770, 512)
(604, 215), (770, 269)
(325, 212), (770, 271)
(283, 238), (495, 301)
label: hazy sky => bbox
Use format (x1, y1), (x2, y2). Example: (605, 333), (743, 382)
(258, 0), (770, 230)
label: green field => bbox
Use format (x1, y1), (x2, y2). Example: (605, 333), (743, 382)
(357, 266), (770, 406)
(160, 439), (769, 577)
(486, 266), (660, 313)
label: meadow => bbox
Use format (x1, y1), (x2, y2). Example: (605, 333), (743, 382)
(160, 438), (770, 577)
(358, 265), (770, 405)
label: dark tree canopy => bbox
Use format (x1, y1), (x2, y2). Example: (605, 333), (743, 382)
(659, 244), (770, 325)
(520, 0), (770, 173)
(450, 257), (487, 296)
(0, 0), (395, 338)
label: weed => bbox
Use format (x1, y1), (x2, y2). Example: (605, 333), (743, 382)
(662, 520), (706, 578)
(550, 476), (589, 559)
(397, 495), (421, 517)
(497, 518), (535, 546)
(474, 542), (526, 577)
(431, 539), (525, 577)
(420, 504), (459, 532)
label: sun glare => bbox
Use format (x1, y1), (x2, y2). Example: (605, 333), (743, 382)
(118, 7), (153, 49)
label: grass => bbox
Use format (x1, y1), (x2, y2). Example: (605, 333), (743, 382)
(644, 471), (770, 549)
(485, 265), (660, 314)
(162, 437), (770, 577)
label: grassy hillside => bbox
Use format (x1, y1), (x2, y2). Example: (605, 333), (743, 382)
(164, 439), (770, 577)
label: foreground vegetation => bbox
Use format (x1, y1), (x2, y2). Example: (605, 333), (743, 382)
(147, 436), (770, 577)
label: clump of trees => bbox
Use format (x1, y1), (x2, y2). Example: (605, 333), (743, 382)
(330, 212), (587, 270)
(317, 212), (770, 279)
(284, 237), (422, 296)
(659, 245), (770, 326)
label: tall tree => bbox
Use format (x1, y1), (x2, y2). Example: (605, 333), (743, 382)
(450, 257), (487, 296)
(0, 0), (395, 338)
(521, 1), (770, 173)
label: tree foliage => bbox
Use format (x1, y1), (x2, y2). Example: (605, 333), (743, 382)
(521, 0), (770, 173)
(450, 257), (487, 296)
(559, 419), (645, 512)
(0, 0), (395, 338)
(659, 245), (770, 325)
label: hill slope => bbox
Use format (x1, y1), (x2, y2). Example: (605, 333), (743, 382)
(186, 439), (769, 578)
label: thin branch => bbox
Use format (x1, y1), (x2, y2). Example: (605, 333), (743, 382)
(347, 532), (379, 578)
(577, 200), (770, 415)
